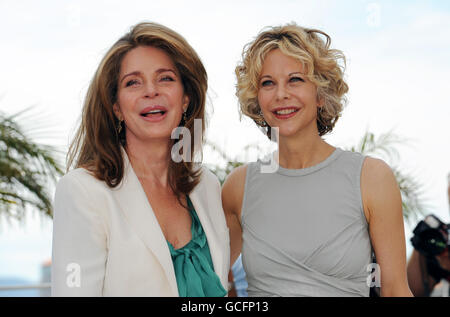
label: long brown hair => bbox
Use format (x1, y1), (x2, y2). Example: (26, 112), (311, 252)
(67, 22), (207, 201)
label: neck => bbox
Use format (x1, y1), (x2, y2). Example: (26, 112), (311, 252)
(275, 126), (335, 169)
(125, 136), (172, 188)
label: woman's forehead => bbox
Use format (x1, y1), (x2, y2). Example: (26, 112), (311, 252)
(260, 49), (305, 74)
(120, 46), (176, 74)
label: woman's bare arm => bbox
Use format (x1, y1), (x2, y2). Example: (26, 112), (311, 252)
(221, 164), (247, 267)
(361, 157), (413, 297)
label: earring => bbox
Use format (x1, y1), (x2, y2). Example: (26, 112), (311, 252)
(182, 110), (187, 125)
(256, 110), (268, 127)
(117, 119), (123, 134)
(317, 106), (323, 116)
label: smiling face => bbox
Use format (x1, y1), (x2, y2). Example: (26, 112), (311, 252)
(257, 48), (322, 138)
(114, 46), (189, 144)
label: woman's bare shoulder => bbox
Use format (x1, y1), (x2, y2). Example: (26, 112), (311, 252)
(221, 164), (248, 217)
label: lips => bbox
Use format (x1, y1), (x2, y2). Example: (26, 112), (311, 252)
(271, 106), (300, 119)
(139, 105), (168, 122)
(140, 105), (167, 117)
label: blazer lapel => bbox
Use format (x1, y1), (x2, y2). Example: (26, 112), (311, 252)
(113, 149), (178, 296)
(189, 177), (224, 282)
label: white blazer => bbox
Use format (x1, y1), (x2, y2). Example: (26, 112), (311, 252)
(51, 151), (230, 296)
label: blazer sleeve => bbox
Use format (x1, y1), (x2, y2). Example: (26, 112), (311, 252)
(51, 172), (108, 296)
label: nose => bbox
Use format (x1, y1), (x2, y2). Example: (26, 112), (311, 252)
(275, 83), (290, 101)
(143, 81), (159, 98)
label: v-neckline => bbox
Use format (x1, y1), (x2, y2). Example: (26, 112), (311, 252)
(167, 195), (195, 251)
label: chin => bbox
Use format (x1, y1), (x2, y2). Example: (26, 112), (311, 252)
(145, 121), (181, 136)
(150, 128), (178, 139)
(134, 128), (174, 142)
(271, 118), (318, 138)
(271, 125), (302, 138)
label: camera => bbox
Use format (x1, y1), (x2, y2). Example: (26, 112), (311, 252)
(411, 214), (449, 257)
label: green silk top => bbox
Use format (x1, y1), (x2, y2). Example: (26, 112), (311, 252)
(167, 195), (227, 297)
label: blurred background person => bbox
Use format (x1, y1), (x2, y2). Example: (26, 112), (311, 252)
(407, 173), (450, 297)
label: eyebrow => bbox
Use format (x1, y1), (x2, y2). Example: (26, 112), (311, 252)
(120, 68), (177, 84)
(260, 72), (304, 80)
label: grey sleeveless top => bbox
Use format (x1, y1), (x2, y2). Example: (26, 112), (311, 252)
(241, 148), (373, 297)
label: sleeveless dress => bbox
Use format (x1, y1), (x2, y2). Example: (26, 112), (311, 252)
(241, 148), (373, 297)
(167, 195), (227, 297)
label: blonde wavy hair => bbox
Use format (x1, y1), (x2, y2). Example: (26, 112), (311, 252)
(235, 23), (349, 137)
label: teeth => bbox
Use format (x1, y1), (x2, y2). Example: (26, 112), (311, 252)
(276, 109), (297, 115)
(143, 110), (164, 115)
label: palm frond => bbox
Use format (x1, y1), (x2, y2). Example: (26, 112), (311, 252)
(346, 130), (425, 224)
(347, 130), (406, 162)
(391, 167), (428, 224)
(0, 107), (64, 222)
(205, 140), (251, 185)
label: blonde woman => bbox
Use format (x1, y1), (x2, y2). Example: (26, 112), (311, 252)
(222, 24), (413, 297)
(52, 22), (229, 296)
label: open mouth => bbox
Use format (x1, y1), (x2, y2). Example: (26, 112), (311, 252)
(139, 106), (168, 122)
(272, 107), (300, 119)
(140, 109), (166, 117)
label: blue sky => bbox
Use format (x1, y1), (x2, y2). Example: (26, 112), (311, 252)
(0, 0), (449, 283)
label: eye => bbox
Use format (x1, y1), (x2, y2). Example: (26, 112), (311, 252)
(160, 75), (175, 82)
(125, 79), (139, 87)
(289, 76), (305, 83)
(261, 80), (274, 87)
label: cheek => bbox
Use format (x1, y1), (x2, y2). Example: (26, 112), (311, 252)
(307, 91), (319, 104)
(117, 92), (134, 112)
(257, 91), (271, 111)
(168, 87), (187, 108)
(305, 85), (320, 105)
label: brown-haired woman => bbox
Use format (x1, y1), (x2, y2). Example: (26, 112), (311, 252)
(51, 22), (229, 297)
(222, 23), (413, 297)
